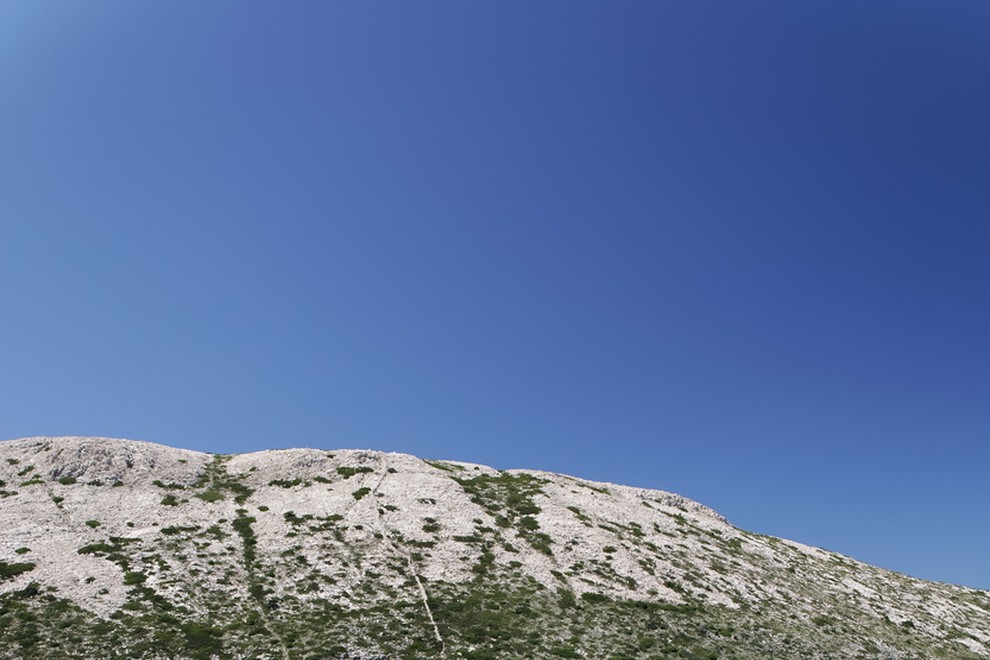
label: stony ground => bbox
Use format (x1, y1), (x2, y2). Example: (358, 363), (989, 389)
(1, 436), (988, 659)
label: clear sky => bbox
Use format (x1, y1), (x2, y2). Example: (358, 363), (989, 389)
(2, 2), (988, 590)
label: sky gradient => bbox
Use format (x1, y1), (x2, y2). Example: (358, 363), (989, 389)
(2, 2), (989, 590)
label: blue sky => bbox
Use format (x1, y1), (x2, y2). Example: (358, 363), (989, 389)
(2, 2), (988, 589)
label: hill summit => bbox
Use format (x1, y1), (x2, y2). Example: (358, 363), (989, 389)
(1, 436), (988, 659)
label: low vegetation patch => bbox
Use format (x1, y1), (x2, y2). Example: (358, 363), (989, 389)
(453, 472), (554, 555)
(194, 489), (225, 503)
(160, 525), (200, 536)
(268, 478), (304, 488)
(153, 480), (187, 490)
(0, 560), (35, 582)
(425, 459), (465, 472)
(193, 455), (254, 504)
(123, 571), (147, 586)
(336, 466), (373, 479)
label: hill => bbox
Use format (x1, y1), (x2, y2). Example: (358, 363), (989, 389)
(1, 436), (988, 659)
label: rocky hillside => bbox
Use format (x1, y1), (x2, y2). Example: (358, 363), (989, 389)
(1, 436), (988, 659)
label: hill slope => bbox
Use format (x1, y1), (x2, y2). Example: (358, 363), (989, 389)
(1, 436), (988, 659)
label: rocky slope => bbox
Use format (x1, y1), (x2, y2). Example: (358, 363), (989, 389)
(1, 436), (988, 659)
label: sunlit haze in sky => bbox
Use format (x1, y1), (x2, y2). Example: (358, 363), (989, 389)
(2, 2), (988, 590)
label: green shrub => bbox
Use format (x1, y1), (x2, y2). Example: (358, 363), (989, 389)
(161, 494), (179, 506)
(352, 487), (371, 500)
(337, 466), (373, 479)
(85, 520), (101, 528)
(452, 472), (552, 554)
(232, 510), (258, 564)
(153, 480), (187, 490)
(161, 525), (199, 536)
(0, 560), (36, 581)
(268, 478), (303, 488)
(519, 516), (540, 531)
(123, 571), (147, 585)
(581, 592), (610, 604)
(78, 543), (116, 555)
(58, 475), (78, 485)
(528, 532), (554, 556)
(425, 460), (465, 472)
(205, 524), (227, 540)
(181, 622), (223, 658)
(194, 489), (225, 502)
(453, 534), (483, 543)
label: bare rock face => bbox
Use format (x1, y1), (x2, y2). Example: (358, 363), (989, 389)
(1, 436), (989, 660)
